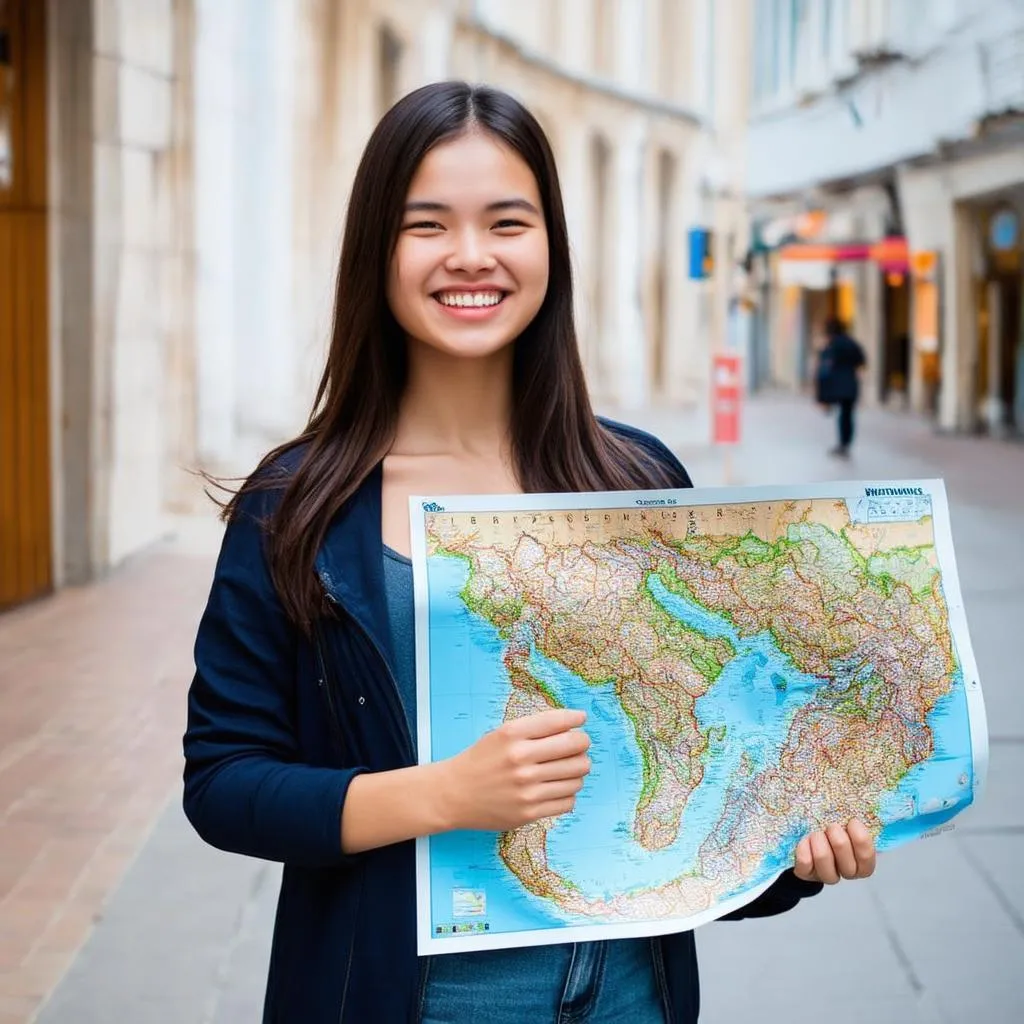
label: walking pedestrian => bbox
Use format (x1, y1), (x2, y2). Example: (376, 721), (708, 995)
(182, 81), (877, 1024)
(815, 317), (867, 458)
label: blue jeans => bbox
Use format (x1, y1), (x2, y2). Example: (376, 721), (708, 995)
(418, 939), (666, 1023)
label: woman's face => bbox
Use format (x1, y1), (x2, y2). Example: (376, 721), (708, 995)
(387, 131), (550, 363)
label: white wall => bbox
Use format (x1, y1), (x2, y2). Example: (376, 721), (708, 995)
(94, 0), (177, 565)
(747, 0), (1024, 197)
(193, 0), (313, 472)
(193, 0), (238, 464)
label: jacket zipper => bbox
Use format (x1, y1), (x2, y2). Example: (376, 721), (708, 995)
(312, 619), (347, 751)
(318, 579), (416, 767)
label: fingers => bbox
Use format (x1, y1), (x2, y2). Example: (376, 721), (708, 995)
(847, 819), (877, 878)
(533, 796), (578, 820)
(505, 708), (586, 740)
(534, 753), (592, 783)
(529, 728), (591, 765)
(810, 830), (840, 884)
(793, 836), (815, 881)
(827, 823), (859, 880)
(796, 821), (878, 885)
(533, 776), (586, 803)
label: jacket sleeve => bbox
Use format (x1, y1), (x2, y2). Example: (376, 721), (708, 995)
(182, 488), (366, 867)
(720, 869), (823, 921)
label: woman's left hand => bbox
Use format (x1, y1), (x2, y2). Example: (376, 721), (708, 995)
(793, 819), (877, 884)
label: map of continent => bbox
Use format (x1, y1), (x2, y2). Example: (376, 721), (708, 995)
(413, 484), (986, 953)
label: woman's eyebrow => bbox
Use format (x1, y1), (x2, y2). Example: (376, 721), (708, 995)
(403, 198), (541, 215)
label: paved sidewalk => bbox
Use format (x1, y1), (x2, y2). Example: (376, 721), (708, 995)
(6, 392), (1023, 1022)
(0, 548), (216, 1024)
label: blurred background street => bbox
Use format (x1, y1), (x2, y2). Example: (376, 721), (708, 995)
(3, 0), (1024, 1021)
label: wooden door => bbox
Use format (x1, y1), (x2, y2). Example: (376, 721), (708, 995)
(0, 0), (51, 609)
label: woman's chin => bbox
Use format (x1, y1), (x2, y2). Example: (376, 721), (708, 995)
(409, 331), (517, 363)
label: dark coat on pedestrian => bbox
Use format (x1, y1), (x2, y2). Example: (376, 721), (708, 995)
(182, 419), (823, 1024)
(816, 331), (866, 405)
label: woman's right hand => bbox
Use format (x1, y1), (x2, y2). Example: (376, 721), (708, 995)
(435, 708), (592, 832)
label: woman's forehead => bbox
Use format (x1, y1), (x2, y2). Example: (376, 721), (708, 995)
(406, 133), (541, 208)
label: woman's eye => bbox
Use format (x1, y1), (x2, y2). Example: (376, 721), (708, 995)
(404, 221), (444, 231)
(493, 219), (528, 231)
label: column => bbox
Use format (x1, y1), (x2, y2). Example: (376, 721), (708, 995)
(558, 120), (594, 379)
(609, 116), (649, 408)
(193, 0), (238, 464)
(984, 281), (1005, 432)
(938, 202), (974, 432)
(675, 135), (713, 422)
(662, 148), (688, 404)
(233, 0), (297, 446)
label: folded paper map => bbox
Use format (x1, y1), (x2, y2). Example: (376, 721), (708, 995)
(410, 480), (987, 954)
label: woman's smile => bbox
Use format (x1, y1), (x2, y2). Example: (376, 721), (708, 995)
(433, 288), (509, 319)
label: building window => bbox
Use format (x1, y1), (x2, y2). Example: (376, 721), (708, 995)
(790, 0), (810, 85)
(753, 0), (776, 101)
(588, 134), (611, 384)
(593, 0), (614, 77)
(547, 1), (562, 63)
(376, 24), (402, 118)
(771, 0), (784, 94)
(652, 150), (676, 394)
(657, 0), (676, 99)
(705, 0), (715, 116)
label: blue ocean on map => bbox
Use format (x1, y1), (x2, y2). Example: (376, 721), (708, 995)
(425, 553), (976, 938)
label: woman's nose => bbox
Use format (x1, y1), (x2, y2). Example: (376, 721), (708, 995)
(445, 229), (496, 273)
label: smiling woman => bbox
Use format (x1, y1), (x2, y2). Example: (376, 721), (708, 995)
(183, 81), (869, 1024)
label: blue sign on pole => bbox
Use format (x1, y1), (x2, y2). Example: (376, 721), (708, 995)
(688, 228), (714, 280)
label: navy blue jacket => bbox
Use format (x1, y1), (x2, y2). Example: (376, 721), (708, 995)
(183, 420), (822, 1024)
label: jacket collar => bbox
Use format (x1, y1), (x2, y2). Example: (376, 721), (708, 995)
(313, 462), (394, 665)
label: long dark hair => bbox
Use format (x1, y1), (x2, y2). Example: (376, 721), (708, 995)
(224, 80), (676, 632)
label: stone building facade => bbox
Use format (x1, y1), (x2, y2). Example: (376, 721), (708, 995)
(1, 0), (743, 608)
(739, 0), (1024, 437)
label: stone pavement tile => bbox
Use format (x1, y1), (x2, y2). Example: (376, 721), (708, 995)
(959, 592), (1024, 739)
(36, 800), (277, 1024)
(697, 876), (944, 1022)
(869, 836), (1024, 1022)
(0, 997), (39, 1024)
(957, 835), (1024, 932)
(948, 510), (1024, 594)
(0, 548), (216, 1021)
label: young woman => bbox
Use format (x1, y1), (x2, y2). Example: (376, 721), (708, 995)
(183, 81), (876, 1024)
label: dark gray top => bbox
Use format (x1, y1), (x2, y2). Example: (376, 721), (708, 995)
(382, 545), (417, 741)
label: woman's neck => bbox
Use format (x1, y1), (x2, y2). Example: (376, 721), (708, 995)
(391, 343), (514, 457)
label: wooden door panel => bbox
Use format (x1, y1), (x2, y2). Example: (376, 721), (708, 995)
(0, 0), (51, 609)
(0, 214), (15, 607)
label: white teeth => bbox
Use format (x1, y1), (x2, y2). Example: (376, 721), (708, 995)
(437, 292), (503, 308)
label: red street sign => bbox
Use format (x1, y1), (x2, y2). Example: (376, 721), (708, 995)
(711, 353), (742, 445)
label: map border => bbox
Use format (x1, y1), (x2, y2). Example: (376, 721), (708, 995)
(409, 478), (988, 956)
